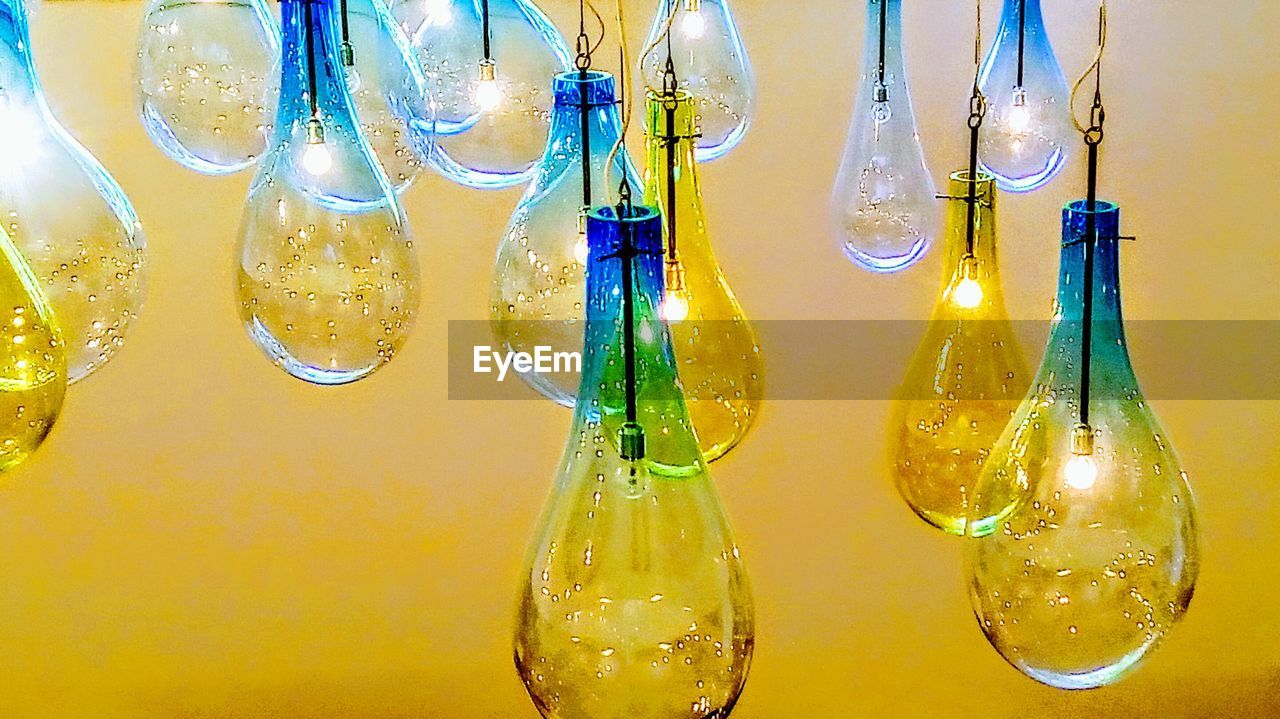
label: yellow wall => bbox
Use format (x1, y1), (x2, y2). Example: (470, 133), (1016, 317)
(3, 1), (1278, 716)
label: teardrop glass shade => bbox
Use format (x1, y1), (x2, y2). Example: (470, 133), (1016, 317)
(977, 0), (1073, 193)
(639, 0), (755, 163)
(0, 226), (65, 473)
(965, 201), (1199, 689)
(0, 0), (147, 383)
(643, 90), (762, 463)
(830, 0), (937, 273)
(135, 0), (281, 174)
(394, 0), (573, 188)
(235, 0), (420, 385)
(514, 205), (754, 719)
(888, 171), (1028, 535)
(343, 0), (436, 192)
(489, 70), (641, 406)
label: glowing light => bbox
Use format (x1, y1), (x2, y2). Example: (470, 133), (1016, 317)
(660, 291), (689, 323)
(1008, 86), (1031, 135)
(301, 142), (333, 176)
(422, 0), (453, 27)
(952, 277), (984, 309)
(0, 95), (44, 168)
(344, 66), (362, 93)
(680, 9), (706, 39)
(573, 233), (589, 265)
(1064, 454), (1098, 491)
(474, 78), (502, 112)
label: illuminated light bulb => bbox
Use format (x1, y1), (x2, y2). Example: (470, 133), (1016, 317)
(680, 3), (706, 39)
(977, 0), (1073, 191)
(514, 205), (754, 719)
(640, 0), (755, 162)
(342, 0), (436, 192)
(0, 3), (148, 384)
(473, 60), (502, 111)
(965, 200), (1199, 689)
(0, 225), (65, 473)
(888, 170), (1028, 535)
(397, 0), (572, 188)
(831, 0), (937, 273)
(643, 90), (763, 462)
(135, 0), (280, 174)
(236, 0), (420, 385)
(491, 70), (641, 405)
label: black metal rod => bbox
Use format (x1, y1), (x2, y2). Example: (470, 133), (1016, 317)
(339, 0), (351, 52)
(965, 122), (979, 256)
(304, 0), (319, 119)
(1016, 0), (1026, 87)
(481, 0), (492, 61)
(665, 106), (678, 261)
(579, 78), (592, 209)
(1080, 141), (1098, 426)
(619, 210), (638, 425)
(877, 0), (888, 87)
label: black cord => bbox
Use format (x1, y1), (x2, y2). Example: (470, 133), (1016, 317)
(339, 0), (353, 65)
(481, 0), (492, 61)
(877, 0), (888, 90)
(964, 90), (985, 256)
(1016, 0), (1026, 87)
(304, 0), (319, 120)
(576, 1), (593, 211)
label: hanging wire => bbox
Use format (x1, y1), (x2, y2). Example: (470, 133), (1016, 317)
(1070, 0), (1108, 133)
(481, 0), (493, 62)
(638, 0), (680, 95)
(875, 0), (889, 102)
(577, 0), (597, 221)
(603, 0), (634, 204)
(963, 0), (987, 257)
(1015, 0), (1026, 86)
(303, 0), (321, 125)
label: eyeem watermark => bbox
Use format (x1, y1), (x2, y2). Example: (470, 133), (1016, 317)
(473, 345), (582, 382)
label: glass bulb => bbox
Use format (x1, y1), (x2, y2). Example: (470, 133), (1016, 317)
(236, 0), (420, 385)
(977, 0), (1073, 192)
(965, 200), (1199, 689)
(135, 0), (281, 174)
(0, 224), (65, 473)
(888, 171), (1028, 535)
(514, 205), (754, 719)
(396, 0), (573, 188)
(642, 90), (762, 462)
(343, 0), (437, 192)
(831, 0), (938, 273)
(640, 0), (756, 162)
(490, 70), (642, 406)
(0, 0), (148, 384)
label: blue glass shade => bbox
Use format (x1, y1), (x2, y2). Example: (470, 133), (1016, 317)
(514, 203), (754, 717)
(344, 0), (437, 192)
(396, 0), (573, 188)
(830, 0), (937, 273)
(0, 0), (148, 383)
(135, 0), (281, 175)
(234, 0), (420, 385)
(977, 0), (1073, 192)
(489, 70), (643, 406)
(965, 201), (1199, 689)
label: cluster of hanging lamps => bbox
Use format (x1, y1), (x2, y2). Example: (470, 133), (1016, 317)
(868, 0), (1201, 691)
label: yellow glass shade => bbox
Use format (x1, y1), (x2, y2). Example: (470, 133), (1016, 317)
(642, 90), (763, 463)
(0, 225), (66, 472)
(887, 170), (1029, 534)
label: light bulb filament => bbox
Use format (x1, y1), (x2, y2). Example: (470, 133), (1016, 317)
(1065, 423), (1098, 490)
(301, 118), (333, 176)
(1008, 86), (1031, 136)
(950, 255), (984, 309)
(475, 60), (502, 112)
(681, 0), (706, 39)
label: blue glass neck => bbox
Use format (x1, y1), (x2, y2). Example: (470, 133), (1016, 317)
(544, 71), (628, 170)
(277, 0), (359, 139)
(1045, 200), (1137, 386)
(1001, 0), (1045, 30)
(0, 0), (39, 102)
(862, 0), (903, 70)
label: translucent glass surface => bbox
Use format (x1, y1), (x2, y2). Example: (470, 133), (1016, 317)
(135, 0), (281, 174)
(344, 0), (436, 192)
(965, 201), (1199, 689)
(888, 171), (1028, 535)
(977, 0), (1073, 192)
(643, 90), (762, 462)
(490, 71), (641, 405)
(639, 0), (755, 163)
(394, 0), (572, 188)
(235, 0), (419, 385)
(831, 0), (937, 273)
(0, 225), (64, 473)
(0, 0), (147, 383)
(514, 205), (754, 719)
